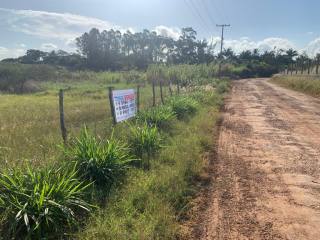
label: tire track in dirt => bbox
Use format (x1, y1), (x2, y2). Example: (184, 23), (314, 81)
(195, 79), (320, 240)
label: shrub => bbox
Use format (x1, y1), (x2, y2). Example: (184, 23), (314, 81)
(136, 105), (176, 129)
(0, 164), (92, 239)
(216, 81), (229, 94)
(129, 124), (162, 169)
(167, 96), (199, 119)
(66, 128), (135, 186)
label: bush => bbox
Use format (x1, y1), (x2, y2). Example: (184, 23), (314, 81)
(0, 164), (92, 239)
(167, 96), (199, 119)
(216, 81), (229, 94)
(66, 128), (135, 186)
(136, 105), (176, 130)
(129, 124), (162, 168)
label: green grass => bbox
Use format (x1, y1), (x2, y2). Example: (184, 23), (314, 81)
(0, 69), (226, 239)
(0, 79), (170, 168)
(65, 127), (135, 187)
(0, 164), (93, 239)
(79, 93), (222, 239)
(271, 75), (320, 98)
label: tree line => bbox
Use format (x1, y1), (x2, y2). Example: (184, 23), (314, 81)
(1, 27), (320, 73)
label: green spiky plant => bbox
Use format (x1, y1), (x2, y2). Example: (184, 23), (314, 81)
(128, 123), (162, 169)
(136, 105), (176, 130)
(167, 96), (199, 120)
(65, 127), (135, 186)
(0, 164), (93, 239)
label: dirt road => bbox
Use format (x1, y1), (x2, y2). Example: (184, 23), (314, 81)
(196, 79), (320, 240)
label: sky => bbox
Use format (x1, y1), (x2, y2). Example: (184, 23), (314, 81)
(1, 0), (320, 60)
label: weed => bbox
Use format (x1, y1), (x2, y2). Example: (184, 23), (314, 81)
(128, 124), (162, 169)
(65, 127), (135, 186)
(136, 105), (176, 130)
(167, 96), (199, 119)
(0, 164), (92, 239)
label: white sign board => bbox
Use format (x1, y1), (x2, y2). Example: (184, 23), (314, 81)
(112, 89), (136, 122)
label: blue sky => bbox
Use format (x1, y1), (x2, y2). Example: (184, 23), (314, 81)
(1, 0), (320, 59)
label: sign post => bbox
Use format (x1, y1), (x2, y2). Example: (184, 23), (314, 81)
(109, 88), (136, 123)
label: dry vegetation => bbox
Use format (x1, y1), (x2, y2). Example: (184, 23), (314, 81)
(271, 74), (320, 98)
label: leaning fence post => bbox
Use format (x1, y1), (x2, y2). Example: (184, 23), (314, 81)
(108, 87), (116, 125)
(152, 80), (156, 107)
(136, 85), (140, 113)
(59, 89), (67, 145)
(160, 80), (164, 105)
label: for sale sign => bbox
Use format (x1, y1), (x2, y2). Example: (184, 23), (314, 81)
(112, 89), (136, 122)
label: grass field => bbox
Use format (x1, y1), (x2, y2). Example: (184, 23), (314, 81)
(0, 69), (226, 238)
(0, 78), (169, 168)
(271, 74), (320, 98)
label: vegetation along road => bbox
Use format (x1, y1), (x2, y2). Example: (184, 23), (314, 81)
(194, 78), (320, 240)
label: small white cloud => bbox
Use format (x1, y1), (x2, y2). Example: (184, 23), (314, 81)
(0, 46), (26, 60)
(307, 31), (314, 35)
(153, 25), (181, 40)
(19, 43), (26, 48)
(41, 43), (58, 51)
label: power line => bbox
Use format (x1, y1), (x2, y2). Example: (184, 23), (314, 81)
(209, 0), (227, 24)
(183, 0), (208, 35)
(184, 0), (209, 33)
(188, 0), (212, 32)
(202, 0), (217, 28)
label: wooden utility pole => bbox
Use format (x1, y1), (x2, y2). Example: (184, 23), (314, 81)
(216, 24), (231, 77)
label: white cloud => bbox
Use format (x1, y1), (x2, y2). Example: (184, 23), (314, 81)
(209, 36), (296, 54)
(303, 38), (320, 57)
(0, 47), (26, 59)
(41, 43), (58, 51)
(0, 8), (128, 43)
(153, 25), (181, 40)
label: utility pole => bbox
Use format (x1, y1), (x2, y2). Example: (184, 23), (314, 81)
(217, 24), (231, 77)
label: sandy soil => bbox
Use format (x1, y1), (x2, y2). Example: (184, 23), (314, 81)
(193, 79), (320, 240)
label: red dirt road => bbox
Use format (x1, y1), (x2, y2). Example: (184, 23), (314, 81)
(196, 79), (320, 240)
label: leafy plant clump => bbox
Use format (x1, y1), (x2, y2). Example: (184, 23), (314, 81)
(66, 127), (135, 186)
(167, 96), (199, 119)
(129, 124), (162, 169)
(0, 164), (92, 239)
(136, 105), (176, 130)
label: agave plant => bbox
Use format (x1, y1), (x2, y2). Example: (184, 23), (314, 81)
(0, 164), (92, 239)
(129, 123), (162, 169)
(65, 127), (135, 186)
(136, 105), (176, 130)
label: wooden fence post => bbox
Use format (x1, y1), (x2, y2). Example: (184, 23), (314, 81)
(316, 59), (319, 75)
(308, 60), (311, 75)
(108, 87), (116, 125)
(177, 82), (180, 95)
(59, 89), (67, 145)
(160, 80), (164, 105)
(152, 81), (156, 107)
(169, 82), (173, 97)
(136, 85), (140, 113)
